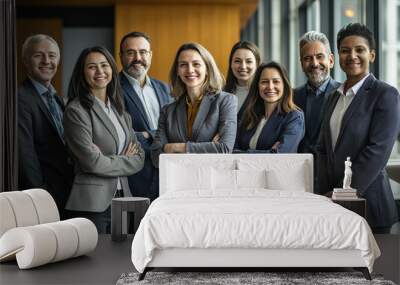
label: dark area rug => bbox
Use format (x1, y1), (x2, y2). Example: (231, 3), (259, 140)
(116, 271), (396, 285)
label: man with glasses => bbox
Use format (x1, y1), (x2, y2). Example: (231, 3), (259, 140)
(119, 31), (171, 200)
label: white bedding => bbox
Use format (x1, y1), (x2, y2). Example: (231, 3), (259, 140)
(131, 190), (380, 273)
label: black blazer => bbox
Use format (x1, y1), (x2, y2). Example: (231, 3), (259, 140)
(18, 78), (74, 215)
(317, 74), (399, 228)
(119, 72), (171, 200)
(294, 78), (340, 154)
(235, 109), (304, 153)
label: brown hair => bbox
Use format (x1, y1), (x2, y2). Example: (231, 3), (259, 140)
(241, 61), (298, 130)
(169, 42), (224, 98)
(224, 41), (261, 93)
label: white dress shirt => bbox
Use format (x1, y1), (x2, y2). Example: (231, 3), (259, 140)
(123, 71), (160, 130)
(94, 96), (131, 197)
(330, 74), (370, 148)
(249, 117), (268, 150)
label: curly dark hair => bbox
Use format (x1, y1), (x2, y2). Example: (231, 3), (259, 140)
(337, 23), (376, 50)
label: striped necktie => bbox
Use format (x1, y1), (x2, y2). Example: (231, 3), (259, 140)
(44, 91), (64, 139)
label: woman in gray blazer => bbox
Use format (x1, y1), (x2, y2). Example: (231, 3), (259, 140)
(64, 46), (145, 233)
(151, 43), (237, 167)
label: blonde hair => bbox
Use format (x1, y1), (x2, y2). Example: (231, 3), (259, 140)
(169, 42), (224, 97)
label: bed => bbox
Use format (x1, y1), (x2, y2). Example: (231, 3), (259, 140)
(131, 154), (380, 280)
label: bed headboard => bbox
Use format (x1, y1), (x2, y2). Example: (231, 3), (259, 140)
(159, 154), (314, 196)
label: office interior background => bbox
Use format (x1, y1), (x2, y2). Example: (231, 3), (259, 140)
(1, 0), (399, 202)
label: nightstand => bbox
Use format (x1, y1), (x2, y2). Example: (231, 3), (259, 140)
(332, 198), (366, 218)
(111, 197), (150, 242)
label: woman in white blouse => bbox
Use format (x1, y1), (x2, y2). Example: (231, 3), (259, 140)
(63, 46), (145, 233)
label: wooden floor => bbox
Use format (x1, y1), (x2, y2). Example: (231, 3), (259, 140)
(1, 228), (399, 285)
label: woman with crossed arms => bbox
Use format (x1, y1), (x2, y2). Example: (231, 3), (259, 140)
(151, 42), (237, 166)
(235, 62), (304, 153)
(64, 46), (145, 233)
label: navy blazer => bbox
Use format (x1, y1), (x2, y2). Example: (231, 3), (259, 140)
(235, 109), (305, 153)
(317, 74), (400, 228)
(119, 72), (171, 200)
(294, 78), (340, 154)
(18, 78), (74, 216)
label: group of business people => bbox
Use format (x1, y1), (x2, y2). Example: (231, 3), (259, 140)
(18, 23), (399, 233)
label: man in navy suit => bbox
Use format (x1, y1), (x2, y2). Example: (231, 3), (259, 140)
(119, 31), (171, 200)
(318, 23), (399, 231)
(294, 31), (340, 194)
(18, 34), (73, 217)
(294, 31), (340, 155)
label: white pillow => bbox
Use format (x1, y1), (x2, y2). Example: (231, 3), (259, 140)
(212, 168), (237, 190)
(266, 163), (307, 191)
(236, 169), (267, 189)
(167, 163), (211, 191)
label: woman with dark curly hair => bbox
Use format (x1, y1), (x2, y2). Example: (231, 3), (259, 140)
(317, 23), (399, 231)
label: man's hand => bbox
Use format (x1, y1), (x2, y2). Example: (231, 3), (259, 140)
(141, 131), (150, 139)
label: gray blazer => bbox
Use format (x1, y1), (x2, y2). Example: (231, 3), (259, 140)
(64, 97), (145, 212)
(151, 91), (237, 167)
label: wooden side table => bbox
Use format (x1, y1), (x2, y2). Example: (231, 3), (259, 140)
(332, 198), (366, 218)
(111, 197), (150, 242)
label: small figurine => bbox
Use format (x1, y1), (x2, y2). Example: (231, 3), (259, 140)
(342, 157), (352, 189)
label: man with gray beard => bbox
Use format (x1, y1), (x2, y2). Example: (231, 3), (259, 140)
(294, 31), (340, 155)
(294, 31), (340, 194)
(119, 31), (171, 200)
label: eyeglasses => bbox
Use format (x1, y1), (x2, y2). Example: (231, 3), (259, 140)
(124, 49), (151, 58)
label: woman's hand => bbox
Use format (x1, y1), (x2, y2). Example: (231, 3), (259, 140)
(212, 133), (220, 143)
(163, 143), (186, 153)
(124, 142), (140, 156)
(271, 141), (281, 152)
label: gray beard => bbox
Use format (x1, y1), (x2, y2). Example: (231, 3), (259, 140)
(124, 65), (147, 81)
(307, 71), (330, 88)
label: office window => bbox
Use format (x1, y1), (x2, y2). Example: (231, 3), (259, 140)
(398, 5), (400, 40)
(381, 0), (400, 200)
(382, 0), (400, 90)
(333, 0), (366, 82)
(307, 0), (320, 31)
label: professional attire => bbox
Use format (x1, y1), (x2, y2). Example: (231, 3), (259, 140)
(294, 77), (340, 154)
(18, 78), (73, 218)
(234, 85), (249, 112)
(235, 109), (304, 153)
(294, 77), (340, 194)
(317, 74), (399, 229)
(63, 96), (145, 233)
(151, 91), (237, 167)
(120, 72), (171, 200)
